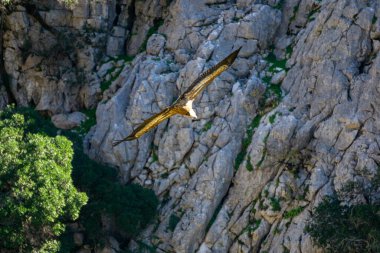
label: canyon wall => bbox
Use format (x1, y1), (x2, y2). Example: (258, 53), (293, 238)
(1, 0), (379, 252)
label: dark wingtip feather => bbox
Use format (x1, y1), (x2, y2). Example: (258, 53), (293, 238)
(112, 136), (136, 147)
(112, 139), (124, 147)
(234, 46), (242, 56)
(225, 46), (242, 66)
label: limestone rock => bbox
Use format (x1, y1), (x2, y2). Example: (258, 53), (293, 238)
(237, 5), (282, 48)
(73, 232), (84, 246)
(1, 0), (129, 115)
(270, 70), (286, 85)
(147, 34), (166, 56)
(77, 248), (91, 253)
(0, 86), (9, 109)
(41, 10), (73, 27)
(97, 61), (114, 78)
(126, 0), (168, 55)
(3, 0), (380, 253)
(106, 36), (125, 57)
(95, 237), (120, 253)
(51, 112), (87, 130)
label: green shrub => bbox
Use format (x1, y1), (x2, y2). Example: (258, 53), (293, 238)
(77, 108), (96, 134)
(269, 113), (277, 124)
(72, 151), (159, 242)
(283, 206), (304, 219)
(168, 214), (181, 232)
(0, 107), (88, 252)
(139, 19), (164, 52)
(202, 121), (213, 132)
(307, 3), (321, 21)
(206, 203), (223, 233)
(1, 106), (159, 251)
(246, 156), (254, 172)
(306, 197), (380, 253)
(242, 219), (261, 234)
(270, 197), (281, 211)
(234, 115), (262, 171)
(265, 52), (287, 72)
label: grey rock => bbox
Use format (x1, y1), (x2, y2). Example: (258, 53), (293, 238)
(231, 58), (250, 77)
(97, 61), (115, 78)
(126, 0), (167, 55)
(236, 0), (255, 9)
(270, 70), (286, 84)
(158, 127), (194, 169)
(0, 86), (9, 109)
(175, 49), (191, 64)
(77, 248), (92, 253)
(73, 232), (84, 246)
(4, 11), (29, 32)
(237, 5), (282, 48)
(22, 55), (43, 71)
(238, 39), (258, 58)
(41, 10), (73, 27)
(51, 112), (87, 130)
(2, 1), (112, 114)
(107, 36), (125, 56)
(205, 0), (227, 4)
(109, 237), (120, 252)
(196, 41), (215, 60)
(4, 0), (380, 253)
(111, 26), (126, 37)
(147, 34), (166, 56)
(72, 1), (90, 19)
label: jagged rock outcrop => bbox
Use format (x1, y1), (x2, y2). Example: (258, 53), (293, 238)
(51, 111), (87, 129)
(0, 6), (10, 109)
(1, 0), (166, 114)
(3, 1), (101, 114)
(86, 0), (380, 252)
(2, 0), (380, 252)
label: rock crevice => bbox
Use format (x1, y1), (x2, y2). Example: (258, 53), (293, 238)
(2, 0), (380, 252)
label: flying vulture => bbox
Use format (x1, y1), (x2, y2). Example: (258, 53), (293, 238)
(112, 47), (241, 147)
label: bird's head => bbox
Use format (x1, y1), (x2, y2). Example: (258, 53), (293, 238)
(188, 108), (197, 119)
(183, 100), (197, 119)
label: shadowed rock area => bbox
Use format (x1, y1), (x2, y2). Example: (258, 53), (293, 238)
(1, 0), (380, 252)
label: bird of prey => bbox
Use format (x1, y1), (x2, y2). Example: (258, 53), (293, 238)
(112, 47), (241, 147)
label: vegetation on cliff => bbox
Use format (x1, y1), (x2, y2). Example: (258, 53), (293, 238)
(0, 107), (87, 252)
(0, 106), (159, 252)
(306, 197), (380, 253)
(306, 170), (380, 253)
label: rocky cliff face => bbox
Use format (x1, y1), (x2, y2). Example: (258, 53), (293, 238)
(0, 0), (169, 114)
(2, 0), (380, 252)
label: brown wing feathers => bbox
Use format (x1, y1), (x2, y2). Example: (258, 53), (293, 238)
(182, 47), (241, 100)
(112, 107), (178, 146)
(112, 47), (241, 145)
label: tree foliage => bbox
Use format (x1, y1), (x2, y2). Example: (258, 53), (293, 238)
(75, 160), (159, 247)
(0, 106), (159, 252)
(0, 107), (88, 252)
(0, 0), (11, 5)
(306, 197), (380, 253)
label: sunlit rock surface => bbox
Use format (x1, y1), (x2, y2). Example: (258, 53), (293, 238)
(2, 0), (380, 252)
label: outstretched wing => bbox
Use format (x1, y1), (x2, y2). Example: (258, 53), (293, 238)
(182, 47), (241, 101)
(112, 106), (183, 147)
